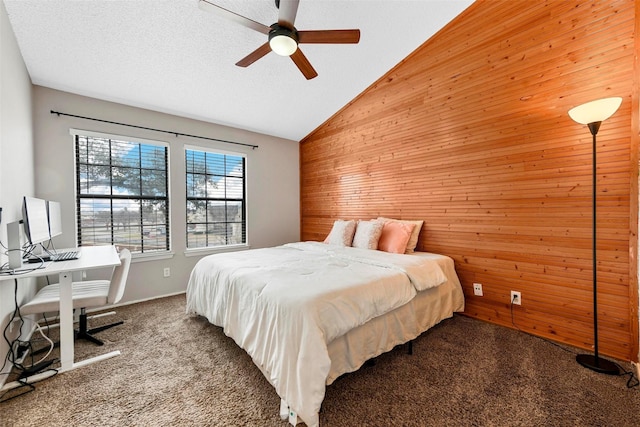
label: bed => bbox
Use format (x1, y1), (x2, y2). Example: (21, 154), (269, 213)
(186, 241), (464, 426)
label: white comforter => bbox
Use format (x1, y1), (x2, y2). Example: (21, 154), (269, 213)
(186, 242), (446, 426)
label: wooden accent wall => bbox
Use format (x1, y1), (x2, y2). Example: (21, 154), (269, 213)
(300, 0), (639, 362)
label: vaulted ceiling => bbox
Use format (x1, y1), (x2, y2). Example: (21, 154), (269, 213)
(4, 0), (473, 141)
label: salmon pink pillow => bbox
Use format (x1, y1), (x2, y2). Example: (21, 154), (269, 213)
(378, 217), (424, 253)
(377, 221), (415, 254)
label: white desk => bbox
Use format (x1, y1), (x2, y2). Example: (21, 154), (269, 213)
(0, 246), (121, 382)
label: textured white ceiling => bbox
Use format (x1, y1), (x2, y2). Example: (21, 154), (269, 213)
(4, 0), (473, 141)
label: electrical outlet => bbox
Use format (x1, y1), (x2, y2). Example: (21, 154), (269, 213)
(163, 267), (170, 278)
(511, 290), (521, 305)
(473, 283), (483, 296)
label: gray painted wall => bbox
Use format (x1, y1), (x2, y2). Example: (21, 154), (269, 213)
(1, 2), (299, 384)
(33, 86), (300, 304)
(0, 1), (37, 379)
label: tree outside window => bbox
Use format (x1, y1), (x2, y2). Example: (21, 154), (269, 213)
(75, 133), (169, 254)
(185, 148), (246, 249)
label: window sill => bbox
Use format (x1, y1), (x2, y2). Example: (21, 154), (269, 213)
(184, 244), (251, 258)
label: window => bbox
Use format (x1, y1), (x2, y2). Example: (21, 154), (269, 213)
(74, 131), (169, 254)
(185, 148), (246, 249)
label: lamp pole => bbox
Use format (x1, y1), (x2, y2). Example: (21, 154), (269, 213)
(589, 122), (599, 362)
(569, 97), (622, 375)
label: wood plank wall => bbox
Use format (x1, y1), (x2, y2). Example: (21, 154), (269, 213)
(300, 0), (639, 362)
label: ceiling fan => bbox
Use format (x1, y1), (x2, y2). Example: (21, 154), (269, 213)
(198, 0), (361, 80)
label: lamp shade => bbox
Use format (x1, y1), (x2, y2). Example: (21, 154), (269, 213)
(568, 97), (622, 125)
(269, 35), (298, 56)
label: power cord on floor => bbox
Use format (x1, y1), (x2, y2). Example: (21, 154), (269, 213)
(509, 293), (638, 389)
(1, 279), (58, 402)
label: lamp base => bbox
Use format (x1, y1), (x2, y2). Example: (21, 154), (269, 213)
(576, 354), (619, 375)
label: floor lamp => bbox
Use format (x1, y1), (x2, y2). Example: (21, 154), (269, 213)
(568, 96), (622, 375)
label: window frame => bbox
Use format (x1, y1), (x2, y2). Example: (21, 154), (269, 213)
(71, 129), (171, 256)
(184, 145), (247, 251)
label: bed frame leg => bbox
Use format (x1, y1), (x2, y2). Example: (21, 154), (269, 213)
(280, 399), (301, 425)
(279, 399), (288, 421)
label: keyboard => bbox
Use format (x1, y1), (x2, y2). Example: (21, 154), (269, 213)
(50, 251), (81, 262)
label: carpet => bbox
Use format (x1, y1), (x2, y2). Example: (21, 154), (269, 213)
(1, 294), (638, 426)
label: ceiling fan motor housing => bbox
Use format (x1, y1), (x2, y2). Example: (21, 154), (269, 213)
(269, 24), (299, 56)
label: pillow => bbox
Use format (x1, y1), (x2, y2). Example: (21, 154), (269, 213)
(377, 221), (415, 254)
(378, 217), (424, 253)
(324, 220), (357, 247)
(352, 220), (384, 250)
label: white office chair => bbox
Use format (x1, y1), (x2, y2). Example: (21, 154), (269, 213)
(20, 248), (132, 346)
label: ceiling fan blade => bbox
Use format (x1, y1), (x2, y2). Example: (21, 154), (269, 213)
(277, 0), (299, 29)
(199, 0), (270, 35)
(298, 29), (361, 44)
(290, 48), (318, 80)
(236, 42), (272, 67)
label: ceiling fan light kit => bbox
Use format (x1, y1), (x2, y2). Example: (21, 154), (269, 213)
(269, 25), (299, 56)
(199, 0), (360, 79)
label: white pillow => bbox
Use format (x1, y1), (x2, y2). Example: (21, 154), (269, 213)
(377, 217), (424, 253)
(324, 220), (357, 247)
(352, 220), (384, 250)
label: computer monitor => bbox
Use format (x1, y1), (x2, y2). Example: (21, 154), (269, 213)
(22, 196), (51, 245)
(47, 200), (62, 238)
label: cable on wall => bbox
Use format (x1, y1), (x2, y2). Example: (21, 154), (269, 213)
(50, 110), (259, 150)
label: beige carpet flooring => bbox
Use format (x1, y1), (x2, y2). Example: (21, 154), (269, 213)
(1, 293), (639, 426)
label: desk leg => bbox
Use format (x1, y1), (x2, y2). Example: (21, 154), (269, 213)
(57, 271), (121, 373)
(58, 272), (74, 372)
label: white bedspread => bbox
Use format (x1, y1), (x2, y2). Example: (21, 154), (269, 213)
(186, 242), (446, 426)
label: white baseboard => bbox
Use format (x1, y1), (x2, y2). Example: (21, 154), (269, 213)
(102, 290), (186, 311)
